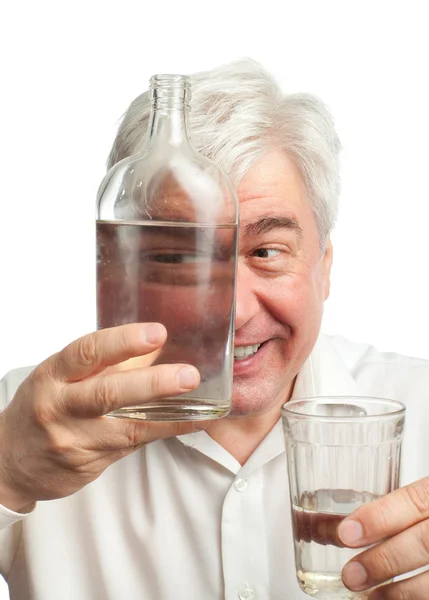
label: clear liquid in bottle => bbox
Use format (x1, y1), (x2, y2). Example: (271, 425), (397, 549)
(96, 220), (236, 420)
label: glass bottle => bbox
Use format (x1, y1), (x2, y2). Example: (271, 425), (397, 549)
(96, 74), (238, 421)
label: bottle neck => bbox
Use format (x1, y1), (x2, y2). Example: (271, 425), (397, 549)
(147, 74), (191, 148)
(147, 106), (190, 147)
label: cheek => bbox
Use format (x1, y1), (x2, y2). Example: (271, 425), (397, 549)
(261, 272), (325, 329)
(139, 286), (196, 327)
(139, 284), (233, 332)
(98, 273), (233, 332)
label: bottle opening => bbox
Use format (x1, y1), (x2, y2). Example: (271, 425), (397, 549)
(150, 74), (191, 110)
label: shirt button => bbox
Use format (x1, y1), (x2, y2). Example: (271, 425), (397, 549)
(238, 585), (254, 599)
(234, 478), (248, 492)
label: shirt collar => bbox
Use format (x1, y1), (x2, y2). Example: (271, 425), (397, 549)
(292, 332), (359, 399)
(176, 333), (360, 474)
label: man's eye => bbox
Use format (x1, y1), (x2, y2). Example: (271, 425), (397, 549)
(252, 248), (282, 258)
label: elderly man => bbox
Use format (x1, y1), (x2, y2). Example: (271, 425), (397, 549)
(0, 59), (428, 600)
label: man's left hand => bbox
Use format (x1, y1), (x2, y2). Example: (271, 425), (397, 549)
(338, 476), (429, 598)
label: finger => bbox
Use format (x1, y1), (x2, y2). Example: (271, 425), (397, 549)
(45, 416), (209, 457)
(101, 350), (162, 375)
(48, 323), (166, 382)
(342, 518), (429, 591)
(338, 477), (429, 547)
(61, 363), (200, 417)
(368, 569), (429, 600)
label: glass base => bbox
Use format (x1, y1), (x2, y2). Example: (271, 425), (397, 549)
(107, 397), (231, 422)
(297, 570), (370, 599)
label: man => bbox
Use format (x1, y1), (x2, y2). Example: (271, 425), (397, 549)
(1, 59), (429, 599)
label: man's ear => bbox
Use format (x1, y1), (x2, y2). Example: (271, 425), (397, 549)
(321, 238), (333, 300)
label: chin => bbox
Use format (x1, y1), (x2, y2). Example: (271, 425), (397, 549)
(227, 337), (301, 417)
(228, 375), (289, 417)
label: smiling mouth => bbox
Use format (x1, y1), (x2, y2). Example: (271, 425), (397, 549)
(233, 342), (265, 361)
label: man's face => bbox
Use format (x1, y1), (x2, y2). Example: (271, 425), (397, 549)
(230, 149), (333, 416)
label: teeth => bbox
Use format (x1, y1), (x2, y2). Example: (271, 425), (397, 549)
(234, 343), (262, 360)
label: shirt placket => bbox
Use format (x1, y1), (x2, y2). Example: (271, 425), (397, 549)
(221, 467), (269, 600)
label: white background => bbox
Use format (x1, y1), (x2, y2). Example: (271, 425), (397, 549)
(0, 1), (428, 597)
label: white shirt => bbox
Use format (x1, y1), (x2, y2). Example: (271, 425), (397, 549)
(0, 333), (428, 600)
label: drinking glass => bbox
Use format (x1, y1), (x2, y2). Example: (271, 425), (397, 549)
(282, 396), (405, 599)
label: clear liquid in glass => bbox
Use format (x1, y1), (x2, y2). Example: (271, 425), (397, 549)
(292, 489), (379, 599)
(96, 220), (236, 421)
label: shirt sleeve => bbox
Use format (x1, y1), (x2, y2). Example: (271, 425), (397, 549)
(0, 504), (32, 578)
(0, 366), (36, 509)
(0, 503), (33, 528)
(0, 367), (36, 577)
(0, 365), (36, 411)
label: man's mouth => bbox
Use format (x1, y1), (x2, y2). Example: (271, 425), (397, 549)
(233, 343), (263, 360)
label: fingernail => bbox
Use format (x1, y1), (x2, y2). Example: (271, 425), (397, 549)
(338, 519), (364, 545)
(142, 324), (164, 344)
(342, 561), (368, 590)
(177, 366), (199, 389)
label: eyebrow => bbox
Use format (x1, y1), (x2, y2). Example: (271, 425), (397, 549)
(243, 216), (303, 238)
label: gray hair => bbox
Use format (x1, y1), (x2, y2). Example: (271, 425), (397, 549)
(107, 58), (341, 242)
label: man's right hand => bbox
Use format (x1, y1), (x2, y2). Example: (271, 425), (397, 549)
(0, 323), (202, 512)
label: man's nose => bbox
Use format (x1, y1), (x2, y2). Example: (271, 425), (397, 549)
(235, 262), (260, 330)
